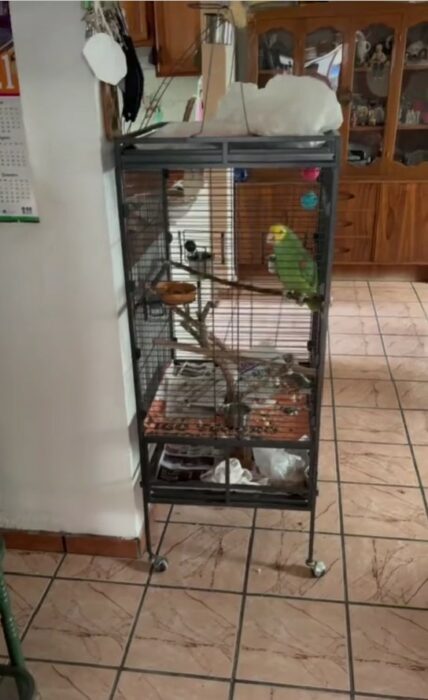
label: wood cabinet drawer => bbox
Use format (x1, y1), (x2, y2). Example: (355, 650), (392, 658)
(334, 237), (372, 263)
(336, 209), (375, 239)
(337, 184), (378, 212)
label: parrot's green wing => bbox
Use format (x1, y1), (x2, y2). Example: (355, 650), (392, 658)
(274, 230), (317, 296)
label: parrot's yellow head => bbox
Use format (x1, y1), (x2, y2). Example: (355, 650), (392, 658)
(267, 224), (290, 244)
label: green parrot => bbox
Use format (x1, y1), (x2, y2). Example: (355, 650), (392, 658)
(268, 223), (322, 310)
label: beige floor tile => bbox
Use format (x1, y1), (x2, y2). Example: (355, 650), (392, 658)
(153, 504), (171, 521)
(404, 410), (428, 444)
(3, 550), (62, 576)
(423, 302), (428, 315)
(383, 335), (428, 357)
(58, 554), (149, 584)
(346, 537), (428, 607)
(114, 673), (229, 700)
(335, 407), (407, 444)
(23, 579), (141, 665)
(248, 531), (344, 600)
(319, 440), (337, 481)
(329, 301), (375, 317)
(342, 484), (427, 539)
(413, 282), (428, 301)
(338, 442), (418, 485)
(331, 286), (371, 302)
(351, 605), (428, 698)
(414, 445), (428, 486)
(329, 334), (383, 356)
(378, 316), (428, 336)
(126, 588), (239, 677)
(29, 662), (115, 700)
(370, 284), (418, 302)
(374, 301), (425, 318)
(331, 356), (390, 380)
(0, 575), (49, 654)
(234, 686), (349, 700)
(238, 597), (349, 689)
(329, 316), (378, 335)
(322, 378), (332, 406)
(333, 379), (398, 408)
(170, 505), (253, 527)
(257, 482), (340, 533)
(321, 407), (334, 440)
(152, 523), (249, 591)
(389, 357), (428, 381)
(396, 381), (428, 409)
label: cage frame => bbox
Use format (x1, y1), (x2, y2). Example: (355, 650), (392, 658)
(115, 127), (340, 575)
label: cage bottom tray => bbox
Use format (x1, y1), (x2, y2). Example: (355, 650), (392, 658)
(144, 362), (311, 443)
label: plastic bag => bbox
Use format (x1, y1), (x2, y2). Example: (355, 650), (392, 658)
(253, 447), (307, 485)
(201, 458), (254, 485)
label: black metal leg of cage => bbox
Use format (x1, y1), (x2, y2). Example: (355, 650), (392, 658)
(306, 497), (326, 579)
(141, 445), (169, 573)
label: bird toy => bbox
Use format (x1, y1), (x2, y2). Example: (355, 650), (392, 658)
(301, 167), (320, 182)
(300, 191), (318, 210)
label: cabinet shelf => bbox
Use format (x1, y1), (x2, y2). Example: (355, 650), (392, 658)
(350, 126), (384, 131)
(403, 63), (428, 70)
(398, 124), (428, 130)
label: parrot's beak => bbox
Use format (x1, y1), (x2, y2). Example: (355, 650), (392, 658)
(268, 225), (287, 243)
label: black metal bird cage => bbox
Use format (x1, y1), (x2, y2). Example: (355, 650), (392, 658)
(115, 128), (340, 576)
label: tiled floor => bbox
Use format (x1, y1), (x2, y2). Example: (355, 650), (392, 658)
(3, 280), (428, 699)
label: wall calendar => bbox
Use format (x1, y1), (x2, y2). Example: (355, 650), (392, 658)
(0, 1), (39, 222)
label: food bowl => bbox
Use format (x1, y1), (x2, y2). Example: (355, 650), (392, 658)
(155, 281), (196, 306)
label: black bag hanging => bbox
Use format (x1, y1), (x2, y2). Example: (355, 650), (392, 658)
(116, 6), (144, 123)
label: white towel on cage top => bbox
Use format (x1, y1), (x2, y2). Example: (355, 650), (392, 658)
(151, 75), (343, 139)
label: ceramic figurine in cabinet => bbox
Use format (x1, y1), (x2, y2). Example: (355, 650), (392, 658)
(357, 104), (369, 126)
(368, 107), (377, 126)
(374, 103), (385, 125)
(355, 30), (371, 66)
(369, 43), (388, 69)
(406, 40), (426, 63)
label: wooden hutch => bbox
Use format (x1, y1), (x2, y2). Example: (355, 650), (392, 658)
(236, 1), (428, 278)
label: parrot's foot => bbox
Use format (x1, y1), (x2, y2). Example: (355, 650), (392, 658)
(283, 290), (324, 312)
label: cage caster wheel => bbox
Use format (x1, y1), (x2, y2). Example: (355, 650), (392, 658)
(152, 556), (168, 573)
(308, 560), (326, 578)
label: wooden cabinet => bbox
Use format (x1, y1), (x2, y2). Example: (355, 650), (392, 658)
(121, 1), (153, 46)
(244, 2), (428, 274)
(375, 183), (428, 263)
(153, 1), (201, 76)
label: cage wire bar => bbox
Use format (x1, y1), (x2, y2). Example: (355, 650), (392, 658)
(115, 128), (340, 575)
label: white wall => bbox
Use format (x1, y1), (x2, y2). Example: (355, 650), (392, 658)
(0, 1), (141, 538)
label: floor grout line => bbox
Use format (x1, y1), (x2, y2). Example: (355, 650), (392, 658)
(152, 519), (428, 542)
(367, 285), (428, 521)
(327, 329), (356, 699)
(19, 551), (67, 646)
(228, 508), (257, 700)
(108, 507), (172, 700)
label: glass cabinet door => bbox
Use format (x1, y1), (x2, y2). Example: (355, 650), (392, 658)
(258, 28), (296, 87)
(348, 24), (395, 168)
(394, 22), (428, 167)
(304, 26), (344, 93)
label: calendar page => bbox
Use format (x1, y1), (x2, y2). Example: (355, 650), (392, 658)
(0, 1), (39, 222)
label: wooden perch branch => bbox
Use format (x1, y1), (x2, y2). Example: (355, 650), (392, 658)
(169, 261), (283, 296)
(153, 339), (315, 377)
(171, 306), (237, 403)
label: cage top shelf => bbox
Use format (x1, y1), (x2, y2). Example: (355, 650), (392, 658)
(116, 124), (340, 171)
